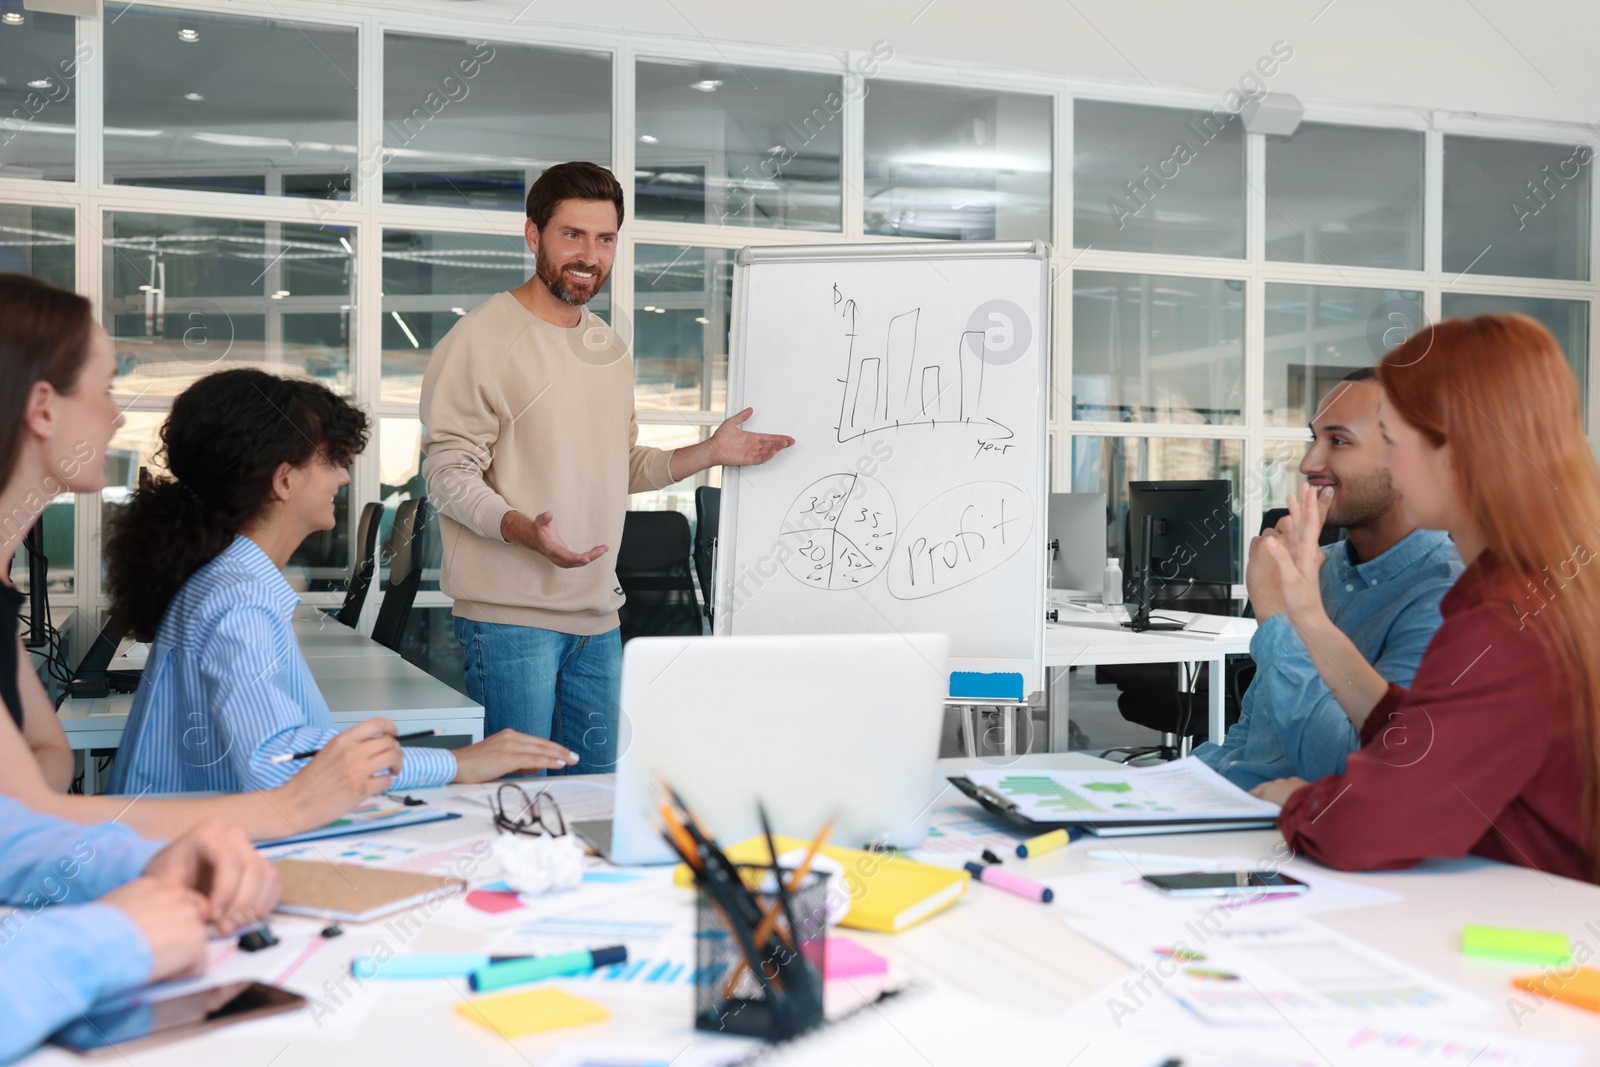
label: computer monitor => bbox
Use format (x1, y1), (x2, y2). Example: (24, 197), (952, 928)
(1124, 480), (1235, 630)
(68, 618), (139, 699)
(22, 524), (47, 650)
(1047, 492), (1108, 593)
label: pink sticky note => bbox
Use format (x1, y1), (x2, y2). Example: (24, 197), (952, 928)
(465, 889), (525, 915)
(813, 936), (889, 980)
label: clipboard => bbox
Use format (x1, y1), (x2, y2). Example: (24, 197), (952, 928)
(948, 776), (1277, 838)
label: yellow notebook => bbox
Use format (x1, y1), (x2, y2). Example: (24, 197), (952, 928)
(672, 835), (967, 934)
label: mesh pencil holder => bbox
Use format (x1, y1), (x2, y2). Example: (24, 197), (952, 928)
(694, 865), (829, 1041)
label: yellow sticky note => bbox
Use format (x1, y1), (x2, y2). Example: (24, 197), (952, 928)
(455, 987), (609, 1038)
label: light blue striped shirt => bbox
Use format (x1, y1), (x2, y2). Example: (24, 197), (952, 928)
(0, 795), (163, 1064)
(107, 535), (455, 795)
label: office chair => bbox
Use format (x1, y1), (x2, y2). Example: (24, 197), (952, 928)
(371, 497), (428, 653)
(616, 510), (704, 643)
(335, 501), (386, 629)
(693, 486), (720, 622)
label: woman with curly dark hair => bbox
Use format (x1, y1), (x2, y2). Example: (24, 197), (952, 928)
(104, 368), (575, 797)
(0, 273), (398, 840)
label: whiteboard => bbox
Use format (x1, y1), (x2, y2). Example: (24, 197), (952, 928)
(715, 241), (1050, 693)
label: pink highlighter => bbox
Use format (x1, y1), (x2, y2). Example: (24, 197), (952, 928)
(964, 861), (1054, 903)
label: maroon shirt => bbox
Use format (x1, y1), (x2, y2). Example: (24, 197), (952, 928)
(1280, 554), (1593, 882)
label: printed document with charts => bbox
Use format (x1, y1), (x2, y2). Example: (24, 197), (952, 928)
(960, 757), (1280, 827)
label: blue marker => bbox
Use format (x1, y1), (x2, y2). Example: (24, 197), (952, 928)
(470, 946), (629, 992)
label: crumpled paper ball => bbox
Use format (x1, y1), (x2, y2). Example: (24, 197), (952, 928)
(493, 832), (585, 895)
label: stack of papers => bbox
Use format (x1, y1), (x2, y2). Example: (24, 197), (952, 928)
(1071, 917), (1488, 1027)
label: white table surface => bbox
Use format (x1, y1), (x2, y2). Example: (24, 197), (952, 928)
(112, 622), (399, 670)
(60, 656), (480, 739)
(1044, 611), (1256, 748)
(20, 752), (1600, 1066)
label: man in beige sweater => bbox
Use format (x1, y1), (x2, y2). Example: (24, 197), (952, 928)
(420, 162), (793, 774)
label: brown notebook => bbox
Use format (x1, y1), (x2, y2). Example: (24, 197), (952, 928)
(272, 860), (468, 923)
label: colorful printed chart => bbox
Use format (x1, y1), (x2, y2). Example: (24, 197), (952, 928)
(964, 757), (1282, 823)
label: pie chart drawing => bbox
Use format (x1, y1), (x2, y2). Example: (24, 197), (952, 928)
(778, 472), (897, 590)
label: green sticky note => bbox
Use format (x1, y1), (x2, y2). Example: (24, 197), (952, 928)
(1461, 924), (1572, 965)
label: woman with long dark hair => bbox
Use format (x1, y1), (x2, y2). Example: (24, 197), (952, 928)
(1252, 315), (1598, 881)
(0, 273), (398, 839)
(104, 368), (575, 796)
(0, 273), (285, 1056)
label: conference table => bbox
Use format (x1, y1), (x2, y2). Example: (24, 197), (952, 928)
(58, 619), (485, 793)
(20, 753), (1600, 1065)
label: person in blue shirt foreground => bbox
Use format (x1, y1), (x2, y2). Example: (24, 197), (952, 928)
(0, 800), (278, 1063)
(1193, 368), (1463, 789)
(104, 368), (580, 797)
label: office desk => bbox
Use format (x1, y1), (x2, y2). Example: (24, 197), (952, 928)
(19, 752), (1597, 1065)
(59, 640), (483, 792)
(1042, 611), (1255, 752)
(292, 618), (404, 658)
(110, 622), (397, 671)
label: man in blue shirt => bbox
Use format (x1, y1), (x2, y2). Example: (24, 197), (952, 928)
(1193, 369), (1464, 789)
(0, 801), (277, 1063)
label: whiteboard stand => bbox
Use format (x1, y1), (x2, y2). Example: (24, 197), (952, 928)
(955, 699), (1036, 759)
(717, 240), (1051, 699)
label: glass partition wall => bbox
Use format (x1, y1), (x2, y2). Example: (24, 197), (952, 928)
(1, 0), (1592, 689)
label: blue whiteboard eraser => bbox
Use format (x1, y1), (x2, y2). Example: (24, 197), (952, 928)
(949, 672), (1025, 701)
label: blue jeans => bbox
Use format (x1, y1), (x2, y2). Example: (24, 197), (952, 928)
(453, 618), (621, 776)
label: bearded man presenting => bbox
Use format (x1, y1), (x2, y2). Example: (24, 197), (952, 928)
(421, 162), (793, 774)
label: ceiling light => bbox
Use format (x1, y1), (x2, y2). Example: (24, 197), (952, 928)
(390, 310), (419, 348)
(766, 145), (785, 154)
(654, 307), (665, 314)
(638, 134), (659, 144)
(2, 12), (24, 25)
(177, 27), (199, 42)
(694, 316), (709, 324)
(27, 78), (51, 89)
(271, 289), (290, 299)
(689, 79), (723, 93)
(450, 306), (466, 316)
(643, 305), (657, 311)
(183, 92), (204, 102)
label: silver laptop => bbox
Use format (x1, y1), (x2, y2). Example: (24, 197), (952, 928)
(577, 632), (950, 866)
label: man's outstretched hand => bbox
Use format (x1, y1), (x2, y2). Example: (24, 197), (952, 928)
(672, 408), (795, 481)
(503, 510), (608, 569)
(707, 407), (795, 467)
(500, 406), (793, 566)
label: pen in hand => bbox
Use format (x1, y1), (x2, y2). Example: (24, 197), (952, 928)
(268, 728), (441, 764)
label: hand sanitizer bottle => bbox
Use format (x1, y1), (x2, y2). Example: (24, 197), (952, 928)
(1102, 556), (1124, 606)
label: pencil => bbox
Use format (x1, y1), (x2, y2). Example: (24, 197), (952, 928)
(267, 728), (442, 764)
(721, 816), (835, 999)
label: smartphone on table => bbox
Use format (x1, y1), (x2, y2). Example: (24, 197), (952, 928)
(1141, 871), (1310, 897)
(52, 981), (305, 1056)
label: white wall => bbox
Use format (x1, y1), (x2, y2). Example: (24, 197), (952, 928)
(329, 0), (1600, 129)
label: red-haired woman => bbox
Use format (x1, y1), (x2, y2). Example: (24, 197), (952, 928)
(1251, 314), (1597, 882)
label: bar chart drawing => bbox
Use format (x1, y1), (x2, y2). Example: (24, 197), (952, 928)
(833, 290), (1010, 444)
